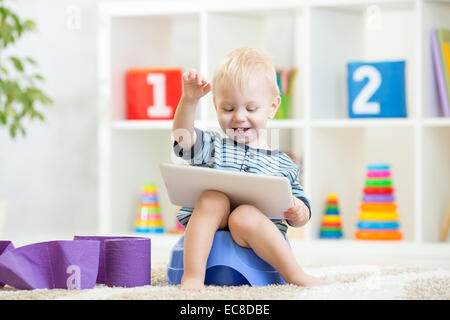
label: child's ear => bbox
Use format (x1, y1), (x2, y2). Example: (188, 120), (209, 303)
(269, 95), (281, 119)
(213, 96), (218, 112)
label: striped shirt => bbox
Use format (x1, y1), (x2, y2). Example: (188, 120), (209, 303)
(173, 127), (311, 235)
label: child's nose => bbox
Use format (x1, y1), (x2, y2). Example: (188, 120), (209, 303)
(232, 109), (246, 122)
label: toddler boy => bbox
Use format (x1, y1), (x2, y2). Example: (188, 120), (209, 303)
(172, 47), (328, 291)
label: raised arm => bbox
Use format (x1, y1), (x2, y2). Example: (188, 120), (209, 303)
(172, 69), (211, 151)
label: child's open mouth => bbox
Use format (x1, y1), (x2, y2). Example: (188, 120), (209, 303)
(233, 127), (250, 137)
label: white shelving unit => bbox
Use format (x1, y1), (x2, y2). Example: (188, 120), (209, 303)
(97, 0), (450, 243)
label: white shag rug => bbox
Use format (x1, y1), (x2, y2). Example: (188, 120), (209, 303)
(1, 263), (449, 300)
(1, 235), (450, 300)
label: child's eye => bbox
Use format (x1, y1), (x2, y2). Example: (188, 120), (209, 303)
(247, 106), (258, 112)
(222, 107), (233, 112)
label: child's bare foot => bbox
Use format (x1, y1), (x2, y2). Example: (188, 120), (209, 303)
(180, 275), (205, 292)
(290, 272), (329, 287)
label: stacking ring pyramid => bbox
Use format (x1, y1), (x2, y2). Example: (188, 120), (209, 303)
(355, 164), (402, 240)
(319, 194), (343, 239)
(134, 182), (165, 233)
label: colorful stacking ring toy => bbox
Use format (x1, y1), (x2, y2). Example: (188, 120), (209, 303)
(358, 211), (399, 221)
(357, 221), (399, 229)
(361, 203), (397, 211)
(319, 231), (342, 239)
(363, 187), (394, 194)
(320, 227), (342, 232)
(362, 195), (395, 202)
(355, 230), (402, 240)
(365, 179), (392, 187)
(355, 163), (402, 241)
(327, 194), (338, 201)
(325, 208), (339, 215)
(367, 164), (390, 170)
(322, 222), (341, 227)
(366, 170), (391, 178)
(322, 215), (341, 224)
(319, 193), (343, 239)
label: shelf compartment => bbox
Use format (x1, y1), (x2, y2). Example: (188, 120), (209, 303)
(106, 13), (201, 122)
(421, 1), (450, 118)
(421, 126), (450, 242)
(309, 126), (416, 241)
(204, 8), (306, 121)
(309, 2), (417, 120)
(109, 130), (177, 233)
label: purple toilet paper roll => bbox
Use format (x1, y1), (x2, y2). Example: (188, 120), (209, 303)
(0, 240), (100, 290)
(74, 236), (151, 288)
(104, 238), (151, 288)
(73, 236), (132, 284)
(0, 241), (15, 287)
(73, 235), (149, 285)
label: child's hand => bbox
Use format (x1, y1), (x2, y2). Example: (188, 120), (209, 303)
(182, 69), (211, 101)
(284, 197), (310, 227)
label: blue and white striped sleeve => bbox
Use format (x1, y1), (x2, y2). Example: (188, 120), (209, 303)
(289, 166), (312, 220)
(173, 127), (216, 165)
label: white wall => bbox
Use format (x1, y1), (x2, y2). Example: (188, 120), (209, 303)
(0, 0), (111, 239)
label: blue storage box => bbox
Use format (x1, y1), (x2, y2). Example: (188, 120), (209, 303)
(347, 60), (407, 118)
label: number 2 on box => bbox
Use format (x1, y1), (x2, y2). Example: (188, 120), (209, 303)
(352, 65), (381, 114)
(147, 73), (172, 117)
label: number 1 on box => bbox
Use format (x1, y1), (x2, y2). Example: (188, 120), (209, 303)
(147, 73), (172, 117)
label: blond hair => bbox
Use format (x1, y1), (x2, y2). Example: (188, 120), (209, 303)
(212, 47), (280, 98)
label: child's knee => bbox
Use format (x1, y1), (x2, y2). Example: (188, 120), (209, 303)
(228, 205), (262, 233)
(196, 190), (230, 210)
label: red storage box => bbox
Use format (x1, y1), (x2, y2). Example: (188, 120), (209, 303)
(126, 68), (182, 120)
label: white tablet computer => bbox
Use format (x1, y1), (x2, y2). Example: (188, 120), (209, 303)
(160, 162), (294, 219)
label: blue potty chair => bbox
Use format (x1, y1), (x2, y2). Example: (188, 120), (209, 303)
(166, 230), (286, 286)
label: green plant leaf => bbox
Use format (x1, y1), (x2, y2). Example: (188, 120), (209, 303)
(20, 90), (32, 109)
(0, 19), (16, 47)
(33, 74), (44, 81)
(18, 125), (26, 136)
(31, 88), (53, 105)
(3, 80), (21, 105)
(9, 56), (24, 72)
(0, 112), (6, 125)
(22, 19), (36, 32)
(11, 12), (22, 37)
(9, 122), (17, 138)
(25, 57), (37, 65)
(36, 112), (44, 121)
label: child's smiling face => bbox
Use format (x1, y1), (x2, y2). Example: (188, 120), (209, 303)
(213, 73), (281, 148)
